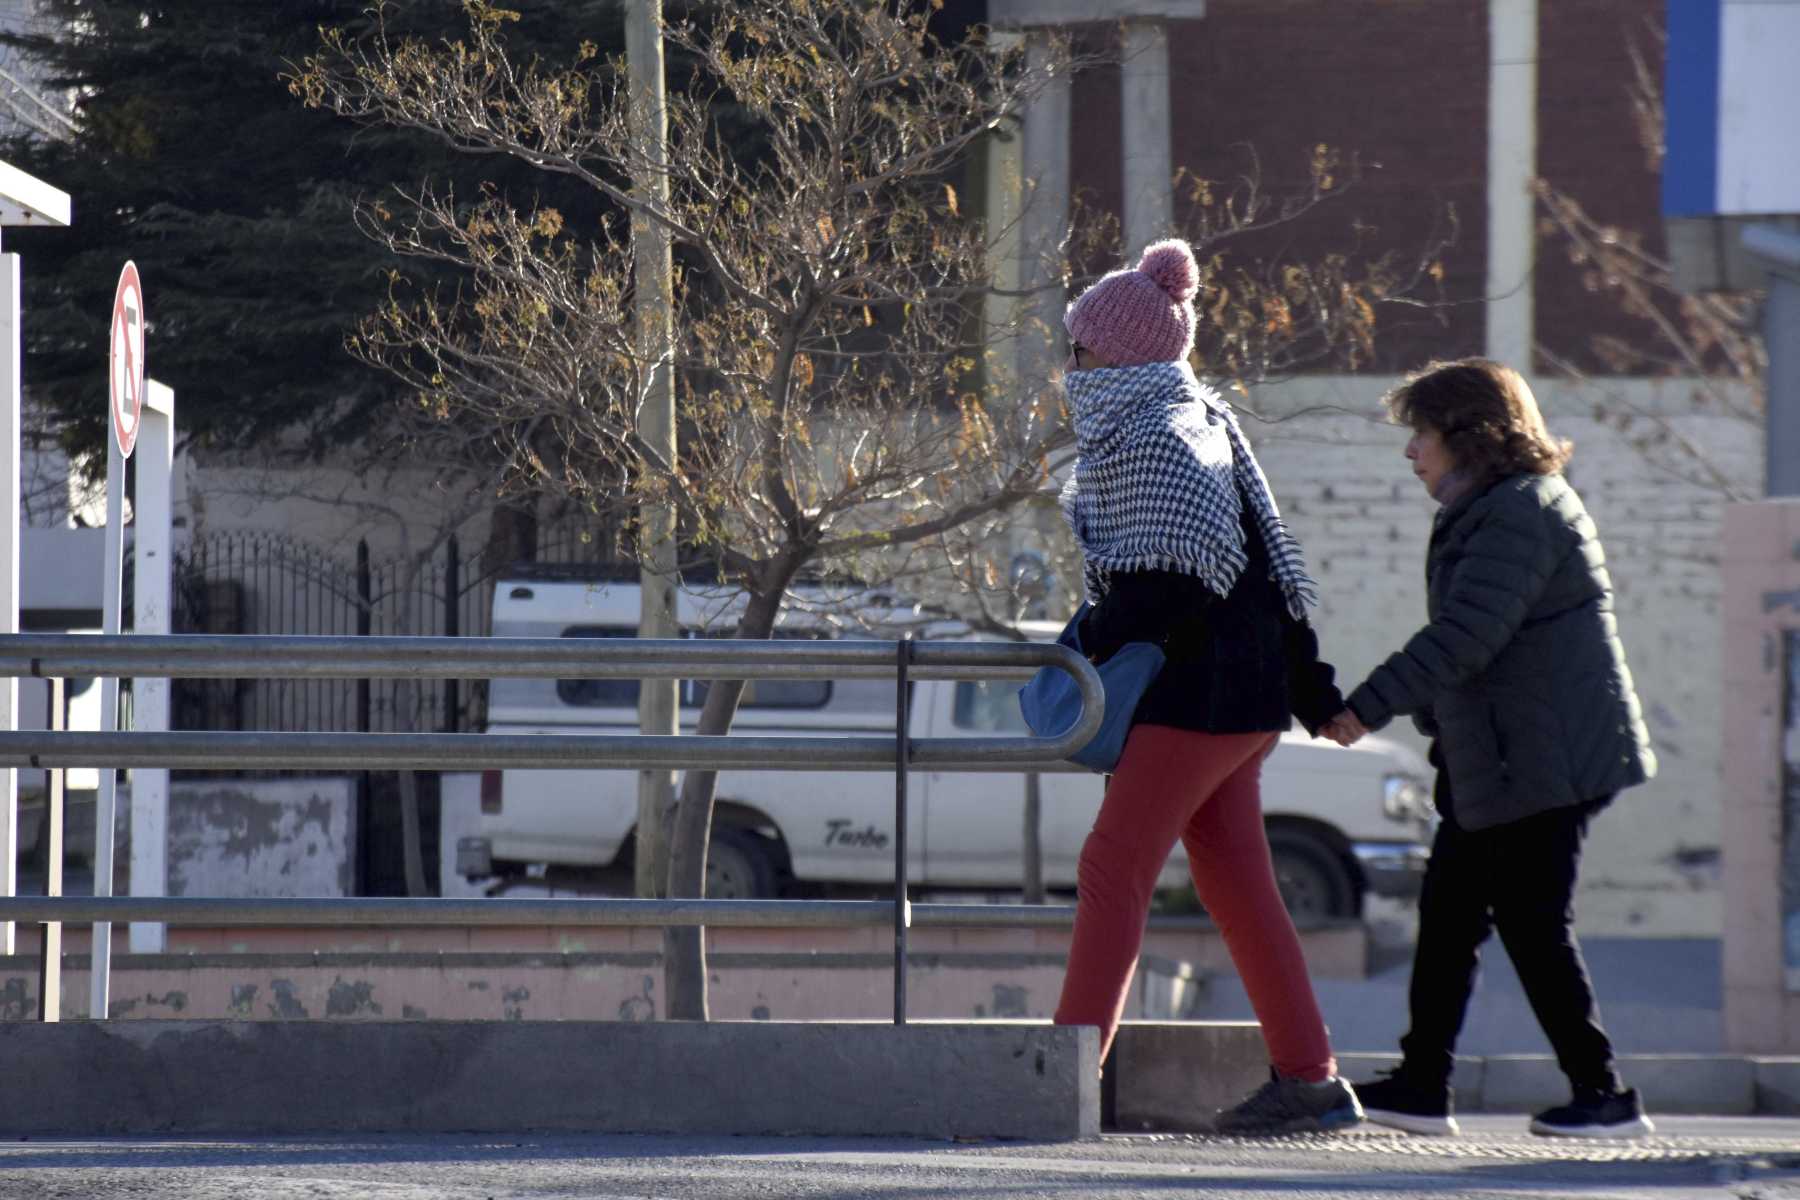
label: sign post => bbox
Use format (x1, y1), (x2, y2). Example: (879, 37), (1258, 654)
(129, 378), (174, 954)
(90, 261), (144, 1018)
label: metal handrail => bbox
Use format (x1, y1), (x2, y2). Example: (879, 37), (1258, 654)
(0, 730), (1088, 772)
(0, 632), (1072, 681)
(0, 632), (1104, 1025)
(0, 635), (1100, 771)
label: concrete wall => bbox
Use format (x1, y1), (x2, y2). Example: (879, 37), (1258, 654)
(182, 461), (488, 561)
(1720, 500), (1800, 1053)
(0, 1020), (1100, 1138)
(0, 946), (1201, 1024)
(1249, 373), (1759, 938)
(43, 777), (357, 897)
(160, 777), (355, 899)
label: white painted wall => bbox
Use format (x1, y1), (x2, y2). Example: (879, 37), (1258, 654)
(1247, 373), (1757, 937)
(184, 461), (488, 560)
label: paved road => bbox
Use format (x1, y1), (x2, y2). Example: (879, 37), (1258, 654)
(3, 1118), (1796, 1199)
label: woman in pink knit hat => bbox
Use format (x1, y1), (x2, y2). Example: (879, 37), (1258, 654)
(1054, 238), (1362, 1135)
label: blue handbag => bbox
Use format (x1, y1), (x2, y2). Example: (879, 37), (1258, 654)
(1018, 602), (1166, 773)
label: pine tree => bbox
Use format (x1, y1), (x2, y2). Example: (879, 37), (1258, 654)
(0, 0), (625, 465)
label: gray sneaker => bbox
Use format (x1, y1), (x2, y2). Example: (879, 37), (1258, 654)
(1213, 1074), (1365, 1136)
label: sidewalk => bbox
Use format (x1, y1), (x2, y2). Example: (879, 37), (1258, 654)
(1, 1119), (1796, 1200)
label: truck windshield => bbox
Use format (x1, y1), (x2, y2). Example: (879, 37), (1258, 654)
(953, 680), (1029, 733)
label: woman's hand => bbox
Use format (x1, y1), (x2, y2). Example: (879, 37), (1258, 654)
(1320, 709), (1369, 747)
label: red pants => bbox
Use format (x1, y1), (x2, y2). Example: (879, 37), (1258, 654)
(1053, 724), (1336, 1080)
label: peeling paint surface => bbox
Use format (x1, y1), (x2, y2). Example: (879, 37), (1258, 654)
(267, 979), (310, 1019)
(618, 975), (656, 1022)
(0, 979), (28, 1020)
(989, 984), (1030, 1018)
(326, 977), (383, 1018)
(165, 779), (354, 899)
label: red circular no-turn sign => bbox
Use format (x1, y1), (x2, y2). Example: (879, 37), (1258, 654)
(109, 261), (145, 459)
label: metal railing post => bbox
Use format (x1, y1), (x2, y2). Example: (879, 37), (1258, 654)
(35, 676), (62, 1022)
(893, 635), (912, 1025)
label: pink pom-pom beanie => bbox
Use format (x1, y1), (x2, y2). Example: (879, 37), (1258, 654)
(1063, 238), (1201, 367)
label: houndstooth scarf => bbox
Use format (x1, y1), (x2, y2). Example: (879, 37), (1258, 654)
(1060, 360), (1318, 619)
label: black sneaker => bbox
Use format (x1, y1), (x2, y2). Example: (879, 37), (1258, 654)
(1529, 1086), (1655, 1138)
(1354, 1067), (1459, 1136)
(1213, 1072), (1365, 1136)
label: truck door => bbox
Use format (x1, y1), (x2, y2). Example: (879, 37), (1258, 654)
(919, 677), (1105, 891)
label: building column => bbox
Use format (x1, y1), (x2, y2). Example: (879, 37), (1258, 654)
(1120, 20), (1175, 258)
(982, 30), (1026, 399)
(1485, 0), (1539, 369)
(1017, 29), (1073, 388)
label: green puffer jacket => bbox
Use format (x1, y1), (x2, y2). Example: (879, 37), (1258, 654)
(1346, 471), (1655, 831)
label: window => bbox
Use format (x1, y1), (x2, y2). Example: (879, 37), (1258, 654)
(952, 679), (1029, 733)
(556, 626), (832, 710)
(555, 626), (642, 707)
(684, 630), (832, 710)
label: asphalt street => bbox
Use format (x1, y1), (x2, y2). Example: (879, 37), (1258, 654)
(2, 1118), (1797, 1200)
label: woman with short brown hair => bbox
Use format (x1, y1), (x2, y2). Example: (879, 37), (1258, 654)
(1379, 358), (1572, 480)
(1324, 357), (1657, 1139)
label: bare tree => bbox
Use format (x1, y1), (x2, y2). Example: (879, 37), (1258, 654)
(290, 1), (1447, 1018)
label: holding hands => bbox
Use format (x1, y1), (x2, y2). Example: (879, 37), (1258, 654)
(1320, 708), (1369, 747)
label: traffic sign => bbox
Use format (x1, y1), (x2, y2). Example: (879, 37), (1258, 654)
(109, 261), (144, 459)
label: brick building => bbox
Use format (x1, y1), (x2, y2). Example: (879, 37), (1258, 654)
(981, 0), (1751, 937)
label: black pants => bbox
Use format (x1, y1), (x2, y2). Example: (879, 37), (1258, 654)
(1399, 774), (1620, 1095)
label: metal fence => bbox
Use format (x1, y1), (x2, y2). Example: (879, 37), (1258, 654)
(0, 632), (1101, 1025)
(170, 523), (631, 736)
(172, 531), (493, 735)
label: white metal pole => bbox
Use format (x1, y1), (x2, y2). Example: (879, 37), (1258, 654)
(129, 381), (173, 952)
(1485, 0), (1539, 368)
(0, 251), (18, 957)
(89, 431), (124, 1018)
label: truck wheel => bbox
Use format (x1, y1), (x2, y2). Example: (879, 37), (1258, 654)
(706, 825), (779, 900)
(1266, 828), (1357, 922)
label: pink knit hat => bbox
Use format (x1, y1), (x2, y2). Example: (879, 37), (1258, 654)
(1063, 239), (1200, 367)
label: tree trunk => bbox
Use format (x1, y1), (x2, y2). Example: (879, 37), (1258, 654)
(394, 674), (429, 898)
(399, 767), (429, 898)
(480, 501), (538, 581)
(662, 582), (788, 1020)
(627, 0), (678, 903)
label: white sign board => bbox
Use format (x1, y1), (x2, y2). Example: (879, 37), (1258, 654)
(1664, 0), (1800, 217)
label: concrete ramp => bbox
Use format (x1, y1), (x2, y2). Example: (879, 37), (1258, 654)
(1, 1020), (1099, 1139)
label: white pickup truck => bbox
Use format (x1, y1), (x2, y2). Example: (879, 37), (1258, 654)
(458, 574), (1434, 920)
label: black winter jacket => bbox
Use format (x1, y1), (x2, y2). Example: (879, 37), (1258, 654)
(1082, 505), (1344, 737)
(1345, 472), (1656, 831)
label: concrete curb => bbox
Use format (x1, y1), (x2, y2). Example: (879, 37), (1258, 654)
(1105, 1032), (1800, 1128)
(0, 1020), (1099, 1139)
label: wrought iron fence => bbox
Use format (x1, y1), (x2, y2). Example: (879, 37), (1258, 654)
(171, 531), (492, 734)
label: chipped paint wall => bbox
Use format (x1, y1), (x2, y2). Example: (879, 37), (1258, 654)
(139, 777), (355, 898)
(1720, 500), (1800, 1052)
(0, 951), (1203, 1023)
